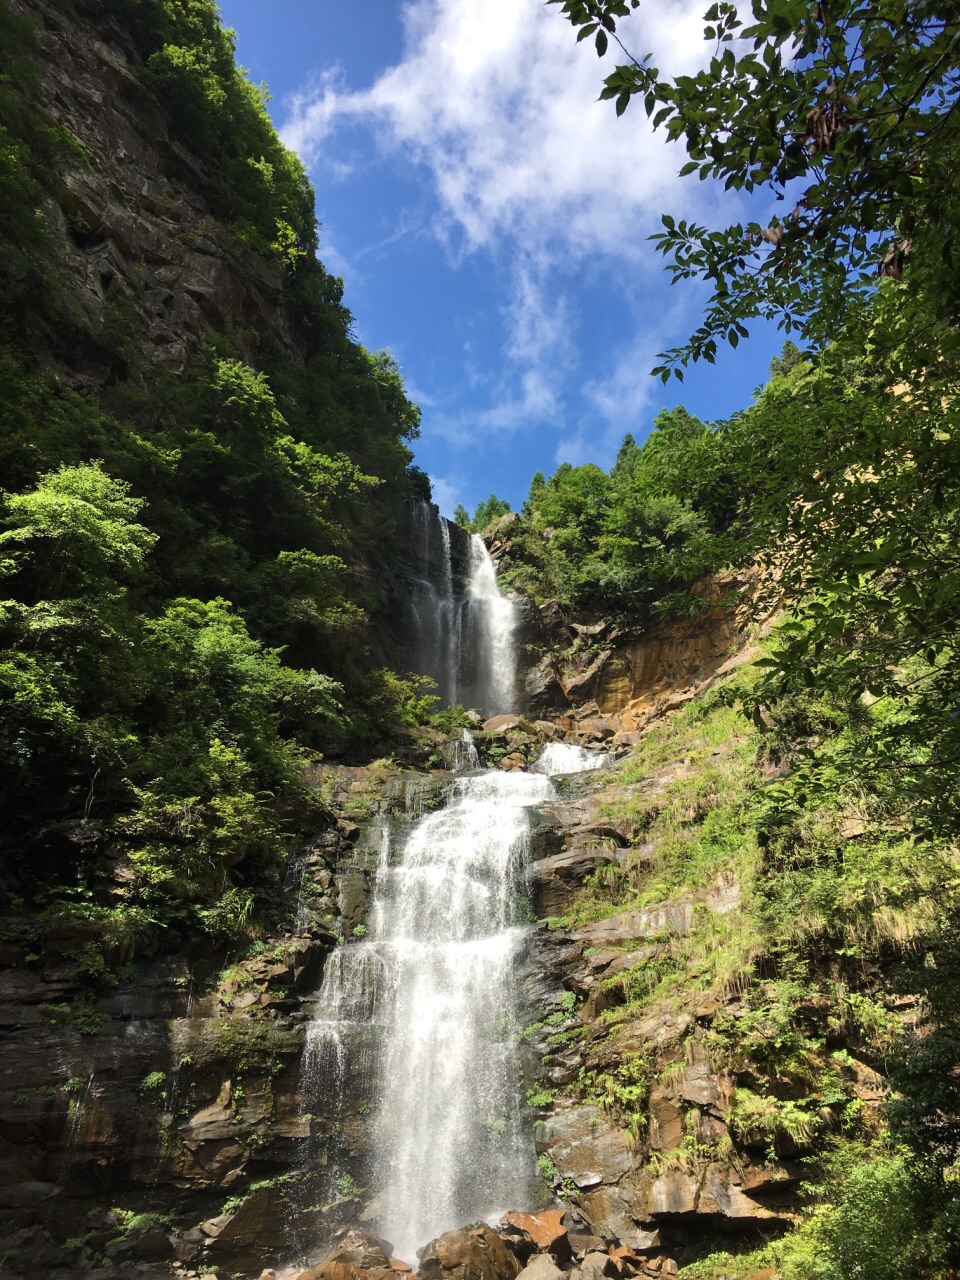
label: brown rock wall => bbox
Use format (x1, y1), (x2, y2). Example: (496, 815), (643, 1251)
(15, 0), (297, 383)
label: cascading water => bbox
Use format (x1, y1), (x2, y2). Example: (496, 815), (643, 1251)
(298, 529), (571, 1263)
(404, 502), (516, 716)
(459, 534), (517, 717)
(369, 764), (552, 1259)
(408, 502), (459, 706)
(299, 745), (603, 1263)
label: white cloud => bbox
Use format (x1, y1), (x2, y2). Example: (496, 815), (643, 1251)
(283, 0), (714, 264)
(428, 473), (461, 518)
(280, 0), (734, 460)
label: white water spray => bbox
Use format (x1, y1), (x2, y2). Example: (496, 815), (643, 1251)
(461, 534), (516, 717)
(533, 742), (607, 775)
(300, 746), (592, 1261)
(370, 764), (553, 1259)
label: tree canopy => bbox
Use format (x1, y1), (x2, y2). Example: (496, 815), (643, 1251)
(550, 0), (960, 375)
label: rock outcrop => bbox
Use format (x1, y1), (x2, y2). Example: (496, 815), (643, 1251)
(520, 572), (759, 734)
(13, 0), (298, 383)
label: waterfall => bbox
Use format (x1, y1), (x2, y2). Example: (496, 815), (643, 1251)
(297, 516), (534, 1261)
(370, 765), (552, 1260)
(533, 742), (606, 775)
(300, 747), (583, 1264)
(404, 503), (517, 717)
(458, 534), (517, 718)
(408, 503), (458, 706)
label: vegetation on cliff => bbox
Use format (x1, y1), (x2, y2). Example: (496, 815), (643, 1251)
(524, 0), (960, 1272)
(0, 0), (430, 943)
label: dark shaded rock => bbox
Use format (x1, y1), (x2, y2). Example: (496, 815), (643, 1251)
(495, 1221), (537, 1265)
(201, 1181), (288, 1271)
(338, 872), (369, 933)
(528, 847), (617, 916)
(567, 1234), (605, 1259)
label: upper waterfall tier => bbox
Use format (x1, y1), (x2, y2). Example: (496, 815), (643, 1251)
(403, 502), (517, 717)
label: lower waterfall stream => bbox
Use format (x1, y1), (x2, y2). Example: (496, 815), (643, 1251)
(301, 741), (603, 1263)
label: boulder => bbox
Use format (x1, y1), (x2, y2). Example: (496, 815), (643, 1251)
(483, 715), (523, 734)
(515, 1254), (564, 1280)
(331, 1229), (395, 1269)
(580, 1251), (618, 1278)
(419, 1224), (521, 1280)
(296, 1229), (398, 1280)
(578, 1182), (660, 1253)
(499, 1210), (570, 1263)
(575, 719), (616, 742)
(567, 1234), (605, 1259)
(495, 1222), (536, 1265)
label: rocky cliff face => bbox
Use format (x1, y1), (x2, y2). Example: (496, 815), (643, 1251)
(0, 766), (459, 1276)
(16, 0), (295, 384)
(513, 571), (760, 744)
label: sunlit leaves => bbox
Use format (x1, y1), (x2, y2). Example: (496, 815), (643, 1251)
(550, 0), (960, 375)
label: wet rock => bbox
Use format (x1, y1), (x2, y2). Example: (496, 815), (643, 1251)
(204, 1184), (286, 1271)
(524, 657), (566, 714)
(499, 1210), (570, 1263)
(297, 1229), (399, 1280)
(500, 751), (527, 771)
(495, 1221), (537, 1265)
(419, 1223), (521, 1280)
(332, 1228), (396, 1269)
(338, 871), (369, 933)
(535, 1106), (632, 1187)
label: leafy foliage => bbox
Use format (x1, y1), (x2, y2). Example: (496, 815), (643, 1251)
(550, 0), (960, 375)
(499, 408), (739, 615)
(453, 493), (512, 533)
(0, 0), (431, 939)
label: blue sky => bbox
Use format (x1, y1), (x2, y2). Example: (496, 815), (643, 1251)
(219, 0), (783, 518)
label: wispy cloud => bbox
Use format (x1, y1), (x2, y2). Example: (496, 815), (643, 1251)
(428, 473), (462, 517)
(281, 0), (732, 461)
(283, 0), (714, 261)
